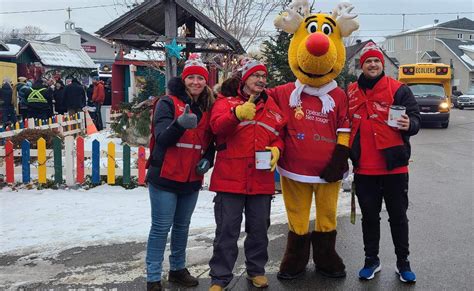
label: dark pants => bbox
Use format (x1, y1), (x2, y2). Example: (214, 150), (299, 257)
(1, 106), (17, 125)
(94, 102), (103, 130)
(209, 192), (272, 287)
(354, 173), (410, 261)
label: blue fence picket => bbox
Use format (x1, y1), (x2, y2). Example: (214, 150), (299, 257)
(92, 139), (100, 184)
(22, 140), (31, 183)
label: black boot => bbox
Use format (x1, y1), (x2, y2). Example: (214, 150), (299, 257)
(147, 281), (162, 291)
(312, 230), (346, 278)
(168, 268), (199, 287)
(277, 231), (311, 280)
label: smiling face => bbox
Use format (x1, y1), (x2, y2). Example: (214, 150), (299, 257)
(288, 13), (346, 87)
(244, 70), (267, 95)
(362, 57), (383, 79)
(184, 74), (206, 99)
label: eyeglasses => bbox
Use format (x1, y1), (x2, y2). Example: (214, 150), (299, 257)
(250, 73), (267, 80)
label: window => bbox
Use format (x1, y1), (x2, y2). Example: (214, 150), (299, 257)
(457, 33), (463, 39)
(386, 39), (395, 52)
(470, 35), (473, 40)
(405, 36), (413, 50)
(427, 31), (432, 40)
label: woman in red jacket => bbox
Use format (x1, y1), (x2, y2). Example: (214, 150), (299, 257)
(208, 59), (286, 291)
(145, 57), (215, 291)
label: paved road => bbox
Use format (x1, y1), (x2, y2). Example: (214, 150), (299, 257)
(2, 108), (473, 290)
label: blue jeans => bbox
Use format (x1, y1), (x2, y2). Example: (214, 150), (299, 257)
(146, 183), (199, 282)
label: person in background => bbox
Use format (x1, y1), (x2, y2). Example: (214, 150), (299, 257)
(346, 43), (420, 283)
(0, 77), (16, 126)
(53, 80), (66, 114)
(63, 77), (86, 116)
(208, 59), (286, 291)
(26, 78), (53, 120)
(91, 76), (105, 130)
(145, 57), (215, 291)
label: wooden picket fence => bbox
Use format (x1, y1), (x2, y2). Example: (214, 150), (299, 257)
(0, 136), (149, 186)
(0, 112), (85, 140)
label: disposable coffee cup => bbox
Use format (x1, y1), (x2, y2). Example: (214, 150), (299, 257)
(388, 105), (406, 128)
(255, 150), (272, 170)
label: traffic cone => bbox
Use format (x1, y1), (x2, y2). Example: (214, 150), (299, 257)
(85, 110), (98, 135)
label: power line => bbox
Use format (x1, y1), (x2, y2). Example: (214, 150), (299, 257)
(0, 4), (125, 15)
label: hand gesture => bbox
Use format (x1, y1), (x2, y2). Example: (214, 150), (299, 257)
(235, 95), (257, 121)
(177, 104), (197, 129)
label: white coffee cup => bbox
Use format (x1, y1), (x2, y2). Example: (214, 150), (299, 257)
(255, 150), (272, 170)
(387, 105), (406, 128)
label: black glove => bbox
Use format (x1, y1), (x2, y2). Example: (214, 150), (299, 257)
(177, 104), (197, 129)
(320, 144), (350, 183)
(196, 158), (211, 175)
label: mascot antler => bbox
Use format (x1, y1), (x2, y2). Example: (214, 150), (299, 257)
(331, 2), (360, 37)
(274, 0), (310, 34)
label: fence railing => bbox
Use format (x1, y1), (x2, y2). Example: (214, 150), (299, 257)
(0, 135), (149, 186)
(0, 113), (85, 140)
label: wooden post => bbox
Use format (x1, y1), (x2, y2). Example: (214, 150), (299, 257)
(53, 136), (62, 184)
(165, 0), (178, 83)
(138, 146), (146, 185)
(65, 136), (75, 186)
(22, 140), (31, 184)
(5, 140), (14, 184)
(76, 136), (85, 184)
(123, 144), (131, 185)
(107, 142), (115, 185)
(92, 140), (100, 185)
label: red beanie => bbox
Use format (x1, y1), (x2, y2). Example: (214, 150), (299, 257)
(360, 42), (385, 67)
(241, 59), (268, 82)
(182, 56), (209, 82)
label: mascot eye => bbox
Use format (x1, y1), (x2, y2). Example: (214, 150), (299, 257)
(322, 23), (333, 35)
(306, 22), (318, 34)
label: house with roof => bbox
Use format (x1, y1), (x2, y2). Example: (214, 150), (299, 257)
(383, 17), (474, 92)
(49, 27), (116, 74)
(0, 20), (96, 81)
(345, 39), (399, 79)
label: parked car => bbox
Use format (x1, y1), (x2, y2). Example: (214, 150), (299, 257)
(457, 88), (474, 109)
(451, 90), (463, 108)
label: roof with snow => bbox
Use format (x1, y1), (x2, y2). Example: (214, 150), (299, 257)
(387, 17), (474, 37)
(27, 41), (96, 69)
(345, 39), (399, 67)
(436, 38), (474, 70)
(96, 0), (245, 54)
(123, 49), (165, 62)
(0, 43), (22, 57)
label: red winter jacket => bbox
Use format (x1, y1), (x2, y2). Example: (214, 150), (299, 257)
(209, 90), (286, 195)
(92, 81), (105, 104)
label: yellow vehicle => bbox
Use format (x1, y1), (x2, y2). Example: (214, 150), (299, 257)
(398, 63), (451, 128)
(0, 61), (17, 83)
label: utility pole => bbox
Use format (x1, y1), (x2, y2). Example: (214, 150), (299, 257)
(164, 0), (178, 83)
(402, 13), (406, 31)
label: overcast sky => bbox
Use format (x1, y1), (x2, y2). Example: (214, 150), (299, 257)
(0, 0), (473, 43)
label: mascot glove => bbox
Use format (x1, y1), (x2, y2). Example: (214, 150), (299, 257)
(320, 144), (350, 182)
(235, 96), (256, 121)
(265, 146), (280, 172)
(177, 104), (197, 129)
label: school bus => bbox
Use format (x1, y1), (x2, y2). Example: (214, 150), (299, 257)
(398, 63), (451, 128)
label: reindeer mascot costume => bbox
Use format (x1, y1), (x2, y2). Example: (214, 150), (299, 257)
(267, 1), (359, 279)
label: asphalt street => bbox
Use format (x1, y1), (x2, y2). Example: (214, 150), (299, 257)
(2, 108), (473, 290)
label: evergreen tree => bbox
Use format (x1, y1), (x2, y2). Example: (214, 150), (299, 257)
(261, 30), (296, 87)
(137, 68), (164, 103)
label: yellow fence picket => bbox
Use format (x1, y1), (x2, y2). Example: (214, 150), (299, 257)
(38, 138), (47, 184)
(107, 142), (115, 185)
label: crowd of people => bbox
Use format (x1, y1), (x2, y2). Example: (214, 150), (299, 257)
(0, 75), (108, 129)
(144, 44), (420, 291)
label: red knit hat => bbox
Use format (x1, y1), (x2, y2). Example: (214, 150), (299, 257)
(360, 42), (385, 66)
(182, 54), (209, 82)
(240, 59), (268, 82)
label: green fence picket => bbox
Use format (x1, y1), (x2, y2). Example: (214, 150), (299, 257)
(123, 144), (131, 185)
(53, 136), (62, 184)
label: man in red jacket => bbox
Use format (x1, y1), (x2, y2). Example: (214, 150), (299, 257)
(91, 76), (105, 130)
(346, 43), (420, 283)
(208, 59), (286, 291)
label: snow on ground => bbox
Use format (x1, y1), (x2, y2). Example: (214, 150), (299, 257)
(1, 130), (354, 258)
(0, 183), (353, 257)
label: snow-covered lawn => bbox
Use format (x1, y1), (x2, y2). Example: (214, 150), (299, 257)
(0, 184), (352, 257)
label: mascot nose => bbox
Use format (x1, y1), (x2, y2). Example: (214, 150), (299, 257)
(306, 32), (330, 57)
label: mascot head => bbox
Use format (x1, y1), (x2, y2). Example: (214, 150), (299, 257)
(274, 1), (359, 87)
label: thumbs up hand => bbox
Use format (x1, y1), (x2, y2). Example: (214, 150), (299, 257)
(235, 95), (257, 121)
(177, 104), (197, 129)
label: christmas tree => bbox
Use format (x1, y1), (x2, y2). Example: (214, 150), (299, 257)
(261, 30), (296, 87)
